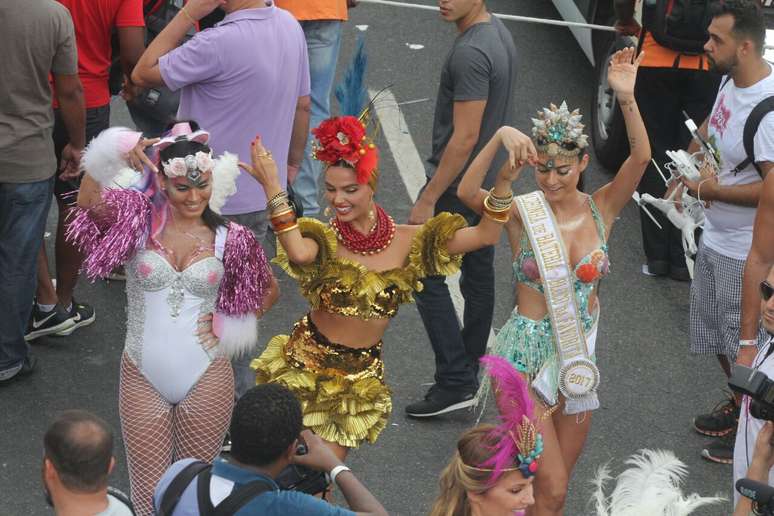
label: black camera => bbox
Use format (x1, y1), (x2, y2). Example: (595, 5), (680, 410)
(729, 365), (774, 421)
(737, 478), (774, 516)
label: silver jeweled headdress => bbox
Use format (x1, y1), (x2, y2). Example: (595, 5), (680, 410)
(531, 102), (589, 158)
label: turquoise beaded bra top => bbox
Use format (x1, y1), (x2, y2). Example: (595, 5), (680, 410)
(512, 196), (610, 322)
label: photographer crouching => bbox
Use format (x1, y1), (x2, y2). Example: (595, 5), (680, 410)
(732, 264), (774, 515)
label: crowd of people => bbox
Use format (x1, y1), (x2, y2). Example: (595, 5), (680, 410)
(2, 0), (774, 514)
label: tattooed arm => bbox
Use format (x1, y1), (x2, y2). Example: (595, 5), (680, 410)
(594, 48), (651, 226)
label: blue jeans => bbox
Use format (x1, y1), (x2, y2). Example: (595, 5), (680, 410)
(292, 20), (343, 216)
(414, 188), (495, 392)
(0, 178), (54, 372)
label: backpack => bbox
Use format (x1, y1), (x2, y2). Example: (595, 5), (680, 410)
(157, 460), (329, 516)
(157, 461), (273, 516)
(719, 77), (774, 177)
(641, 0), (718, 54)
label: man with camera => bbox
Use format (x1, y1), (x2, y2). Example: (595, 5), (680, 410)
(732, 264), (774, 508)
(153, 384), (388, 515)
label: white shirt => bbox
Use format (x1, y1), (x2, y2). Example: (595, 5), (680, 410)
(703, 63), (774, 260)
(95, 494), (134, 516)
(733, 336), (774, 506)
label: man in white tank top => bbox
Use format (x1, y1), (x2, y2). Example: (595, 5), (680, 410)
(680, 0), (774, 464)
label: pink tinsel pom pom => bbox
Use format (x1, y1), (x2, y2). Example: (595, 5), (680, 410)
(216, 223), (272, 316)
(66, 189), (151, 280)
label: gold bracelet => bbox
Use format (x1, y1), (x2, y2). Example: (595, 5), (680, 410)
(267, 191), (289, 211)
(482, 208), (509, 224)
(180, 6), (196, 25)
(270, 207), (294, 219)
(275, 223), (299, 235)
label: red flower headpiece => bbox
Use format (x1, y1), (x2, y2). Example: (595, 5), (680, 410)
(312, 115), (379, 185)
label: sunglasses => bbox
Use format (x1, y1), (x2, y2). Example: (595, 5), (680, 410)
(762, 280), (774, 302)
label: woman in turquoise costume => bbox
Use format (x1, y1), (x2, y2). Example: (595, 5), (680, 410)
(458, 48), (650, 515)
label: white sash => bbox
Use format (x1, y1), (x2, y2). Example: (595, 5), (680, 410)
(515, 191), (599, 414)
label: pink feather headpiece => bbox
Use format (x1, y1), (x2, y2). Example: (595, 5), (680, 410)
(478, 355), (544, 482)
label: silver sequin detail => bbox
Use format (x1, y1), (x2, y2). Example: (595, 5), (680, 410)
(124, 250), (224, 365)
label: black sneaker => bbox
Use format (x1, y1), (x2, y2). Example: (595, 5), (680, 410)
(222, 432), (232, 453)
(693, 396), (739, 437)
(55, 300), (96, 336)
(405, 386), (477, 418)
(25, 304), (75, 341)
(701, 430), (735, 464)
(0, 354), (37, 385)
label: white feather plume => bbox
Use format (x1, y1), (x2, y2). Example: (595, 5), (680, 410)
(216, 312), (258, 359)
(209, 152), (240, 215)
(81, 127), (140, 187)
(591, 449), (725, 516)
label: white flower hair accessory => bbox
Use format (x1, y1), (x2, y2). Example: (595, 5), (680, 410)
(162, 151), (214, 181)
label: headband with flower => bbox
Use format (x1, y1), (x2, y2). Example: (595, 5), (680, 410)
(311, 115), (379, 185)
(531, 101), (589, 158)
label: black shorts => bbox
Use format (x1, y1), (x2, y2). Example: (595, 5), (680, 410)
(53, 104), (111, 203)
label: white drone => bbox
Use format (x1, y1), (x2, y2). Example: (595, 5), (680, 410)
(632, 117), (718, 279)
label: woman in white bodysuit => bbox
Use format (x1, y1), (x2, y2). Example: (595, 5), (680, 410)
(68, 121), (277, 515)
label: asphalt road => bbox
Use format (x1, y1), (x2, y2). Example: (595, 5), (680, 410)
(0, 1), (736, 514)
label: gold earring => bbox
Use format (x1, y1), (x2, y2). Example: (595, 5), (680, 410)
(324, 206), (332, 217)
(368, 207), (375, 222)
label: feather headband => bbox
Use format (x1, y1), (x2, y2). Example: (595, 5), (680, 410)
(477, 355), (544, 482)
(312, 34), (380, 185)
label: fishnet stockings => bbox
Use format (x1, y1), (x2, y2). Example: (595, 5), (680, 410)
(119, 354), (234, 516)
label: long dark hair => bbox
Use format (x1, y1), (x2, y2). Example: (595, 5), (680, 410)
(159, 120), (227, 232)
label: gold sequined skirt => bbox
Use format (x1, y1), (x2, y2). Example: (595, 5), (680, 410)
(251, 314), (392, 448)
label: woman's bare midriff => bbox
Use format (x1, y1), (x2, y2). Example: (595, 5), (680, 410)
(516, 284), (599, 321)
(309, 310), (390, 349)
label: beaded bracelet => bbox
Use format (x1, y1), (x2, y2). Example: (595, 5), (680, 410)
(489, 187), (514, 203)
(484, 195), (512, 213)
(486, 191), (513, 211)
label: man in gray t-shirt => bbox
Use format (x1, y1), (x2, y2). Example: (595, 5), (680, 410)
(0, 0), (85, 384)
(407, 0), (516, 417)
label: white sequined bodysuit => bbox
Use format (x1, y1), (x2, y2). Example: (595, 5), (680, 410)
(124, 227), (227, 404)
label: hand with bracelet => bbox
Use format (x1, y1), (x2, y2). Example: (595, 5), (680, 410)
(238, 136), (298, 235)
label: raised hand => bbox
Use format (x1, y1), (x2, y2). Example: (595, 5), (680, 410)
(238, 136), (280, 190)
(607, 47), (644, 97)
(126, 137), (160, 172)
(498, 126), (536, 175)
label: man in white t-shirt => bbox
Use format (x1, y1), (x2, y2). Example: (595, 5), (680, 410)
(681, 0), (774, 464)
(43, 410), (133, 516)
(733, 264), (774, 506)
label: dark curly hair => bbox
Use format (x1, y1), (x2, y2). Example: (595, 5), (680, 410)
(711, 0), (766, 54)
(230, 384), (303, 467)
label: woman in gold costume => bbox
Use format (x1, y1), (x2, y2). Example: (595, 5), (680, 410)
(238, 116), (523, 460)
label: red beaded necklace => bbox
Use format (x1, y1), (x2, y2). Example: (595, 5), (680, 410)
(330, 203), (396, 255)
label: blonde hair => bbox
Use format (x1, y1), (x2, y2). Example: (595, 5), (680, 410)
(430, 425), (503, 516)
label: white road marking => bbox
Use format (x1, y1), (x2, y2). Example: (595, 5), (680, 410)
(370, 88), (496, 353)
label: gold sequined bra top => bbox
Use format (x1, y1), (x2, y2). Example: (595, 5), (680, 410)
(273, 213), (467, 320)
